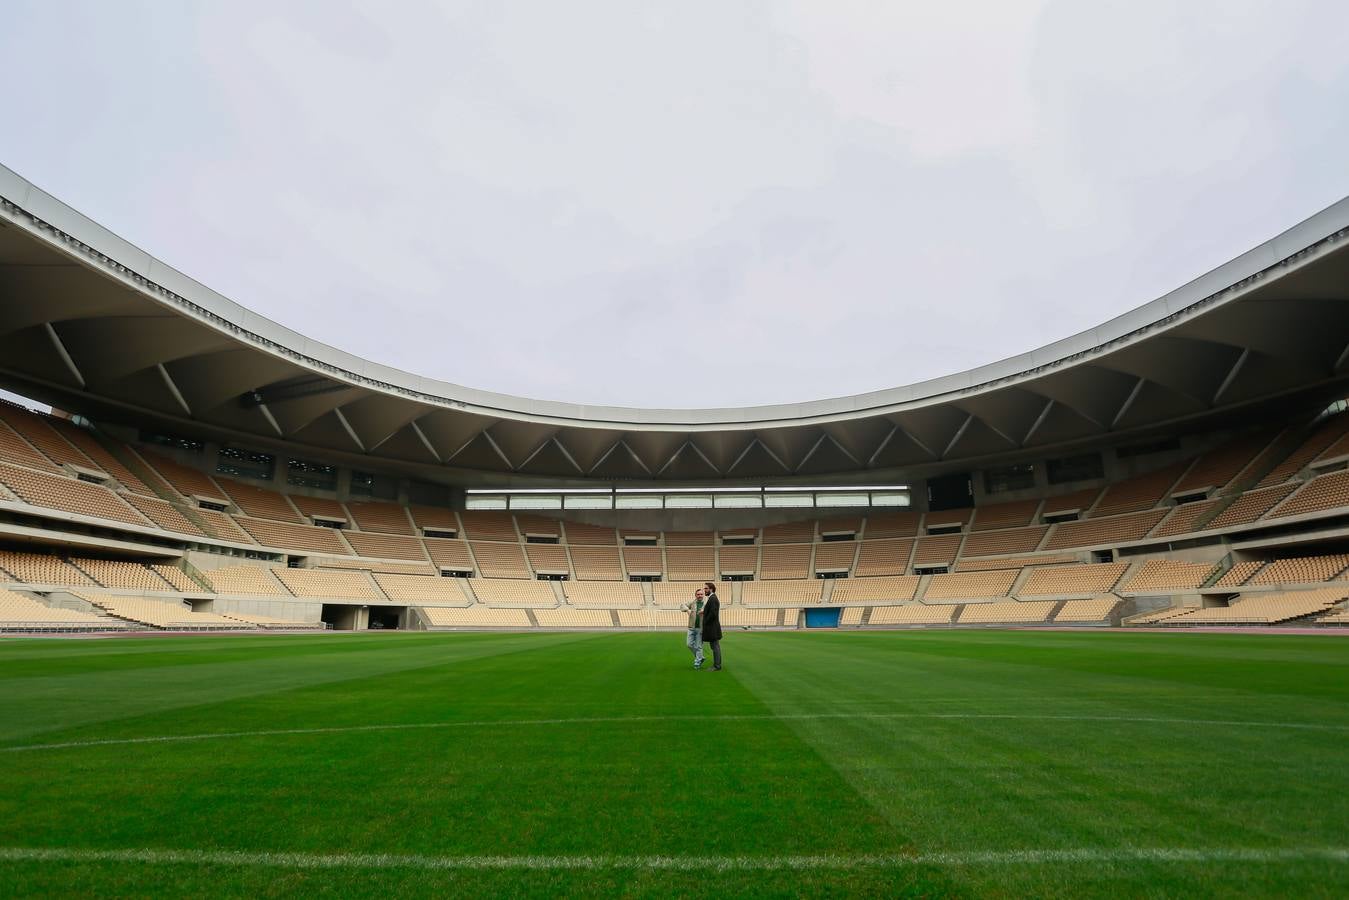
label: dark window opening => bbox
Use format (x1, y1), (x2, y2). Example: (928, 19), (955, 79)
(1173, 491), (1209, 505)
(913, 565), (948, 576)
(820, 532), (856, 542)
(535, 572), (568, 581)
(423, 527), (458, 539)
(815, 571), (849, 579)
(439, 568), (471, 578)
(525, 535), (560, 544)
(216, 445), (275, 481)
(721, 535), (756, 546)
(623, 536), (658, 547)
(926, 524), (962, 536)
(1044, 511), (1079, 524)
(721, 573), (754, 582)
(197, 499), (228, 512)
(628, 574), (660, 582)
(1047, 453), (1103, 485)
(1117, 438), (1181, 460)
(983, 463), (1036, 494)
(287, 458), (336, 490)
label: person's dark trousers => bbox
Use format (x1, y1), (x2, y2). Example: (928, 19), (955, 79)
(707, 640), (722, 669)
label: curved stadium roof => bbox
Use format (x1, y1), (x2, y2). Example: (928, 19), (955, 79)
(2, 162), (1349, 485)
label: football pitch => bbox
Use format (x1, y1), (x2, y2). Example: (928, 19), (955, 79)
(1, 630), (1346, 897)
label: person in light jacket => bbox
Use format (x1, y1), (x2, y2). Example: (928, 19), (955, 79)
(682, 588), (705, 669)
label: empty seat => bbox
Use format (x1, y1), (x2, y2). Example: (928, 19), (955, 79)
(563, 522), (618, 545)
(1091, 463), (1188, 517)
(408, 505), (459, 534)
(923, 569), (1017, 602)
(717, 546), (758, 576)
(424, 538), (476, 572)
(202, 565), (288, 596)
(1055, 598), (1120, 622)
(1118, 560), (1217, 593)
(910, 534), (961, 568)
(1151, 499), (1223, 538)
(563, 581), (645, 608)
(1257, 414), (1349, 487)
(81, 593), (249, 630)
(467, 577), (557, 607)
(122, 494), (206, 536)
(664, 530), (714, 547)
(569, 545), (623, 580)
(868, 604), (955, 625)
(960, 526), (1047, 557)
(273, 568), (383, 601)
(0, 551), (95, 587)
(291, 494), (349, 524)
(468, 542), (531, 578)
(514, 515), (562, 539)
(343, 531), (430, 561)
(420, 606), (531, 628)
(741, 580), (822, 606)
(235, 517), (352, 555)
(1206, 484), (1299, 529)
(651, 582), (708, 608)
(958, 600), (1056, 624)
(0, 589), (117, 630)
(217, 479), (303, 523)
(853, 539), (914, 577)
(762, 521), (815, 544)
(812, 542), (857, 574)
(954, 554), (1081, 572)
(0, 461), (150, 527)
(971, 499), (1040, 531)
(135, 449), (227, 501)
(1212, 561), (1265, 588)
(1018, 563), (1128, 596)
(534, 607), (613, 628)
(1172, 428), (1280, 494)
(1041, 487), (1101, 518)
(373, 574), (471, 604)
(72, 557), (172, 591)
(666, 546), (714, 581)
(862, 512), (922, 538)
(760, 544), (811, 579)
(1266, 470), (1349, 520)
(457, 512), (519, 542)
(621, 547), (663, 577)
(1167, 588), (1344, 624)
(1246, 554), (1349, 586)
(1042, 509), (1167, 550)
(829, 576), (919, 605)
(524, 544), (571, 576)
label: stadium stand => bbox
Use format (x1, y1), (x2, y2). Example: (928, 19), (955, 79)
(123, 493), (206, 536)
(319, 558), (437, 576)
(218, 479), (302, 523)
(666, 546), (715, 581)
(1245, 554), (1349, 586)
(81, 594), (247, 630)
(72, 557), (174, 591)
(290, 494), (349, 524)
(760, 544), (811, 579)
(954, 554), (1080, 572)
(621, 546), (663, 576)
(407, 505), (458, 534)
(569, 545), (623, 580)
(910, 533), (962, 568)
(1205, 483), (1300, 530)
(664, 530), (714, 546)
(1212, 561), (1265, 588)
(424, 538), (476, 573)
(467, 577), (557, 607)
(1172, 428), (1279, 494)
(343, 531), (429, 561)
(563, 522), (617, 545)
(869, 604), (955, 625)
(970, 499), (1040, 530)
(514, 515), (563, 539)
(651, 582), (706, 607)
(0, 589), (121, 631)
(717, 545), (758, 576)
(534, 607), (613, 628)
(218, 611), (324, 629)
(1165, 589), (1344, 624)
(829, 575), (919, 604)
(1018, 563), (1129, 596)
(420, 606), (531, 628)
(721, 607), (785, 627)
(0, 418), (62, 472)
(1042, 509), (1167, 550)
(458, 512), (519, 542)
(741, 580), (822, 606)
(925, 508), (973, 529)
(1256, 415), (1349, 487)
(839, 606), (865, 625)
(961, 526), (1047, 557)
(1041, 487), (1101, 518)
(1118, 560), (1217, 594)
(922, 569), (1018, 602)
(135, 450), (227, 501)
(1054, 598), (1119, 622)
(1090, 463), (1187, 517)
(524, 544), (572, 576)
(762, 521), (815, 544)
(1266, 470), (1349, 520)
(854, 539), (913, 576)
(152, 565), (202, 592)
(373, 573), (471, 604)
(958, 600), (1057, 624)
(1151, 499), (1223, 538)
(236, 518), (351, 555)
(469, 542), (532, 578)
(0, 551), (95, 586)
(0, 461), (149, 526)
(862, 512), (922, 538)
(200, 565), (288, 596)
(616, 608), (688, 628)
(193, 507), (257, 544)
(812, 541), (858, 573)
(562, 581), (645, 608)
(273, 568), (383, 601)
(0, 404), (97, 470)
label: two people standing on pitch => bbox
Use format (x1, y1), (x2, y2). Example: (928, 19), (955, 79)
(682, 581), (723, 671)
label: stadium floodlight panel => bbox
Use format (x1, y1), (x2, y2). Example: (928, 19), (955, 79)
(465, 487), (612, 494)
(763, 485), (909, 492)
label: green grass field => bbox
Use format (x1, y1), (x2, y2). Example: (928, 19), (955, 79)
(1, 629), (1346, 897)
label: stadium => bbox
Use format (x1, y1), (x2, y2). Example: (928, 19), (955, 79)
(3, 7), (1349, 889)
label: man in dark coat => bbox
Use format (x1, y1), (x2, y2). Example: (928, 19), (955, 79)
(701, 581), (723, 671)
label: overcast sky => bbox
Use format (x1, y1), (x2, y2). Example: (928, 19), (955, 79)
(3, 1), (1348, 410)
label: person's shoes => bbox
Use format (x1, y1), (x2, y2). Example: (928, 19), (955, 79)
(712, 666), (722, 671)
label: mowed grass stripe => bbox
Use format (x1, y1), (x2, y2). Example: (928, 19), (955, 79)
(2, 845), (1347, 869)
(5, 710), (1347, 754)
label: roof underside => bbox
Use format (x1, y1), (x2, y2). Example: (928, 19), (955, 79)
(2, 166), (1349, 484)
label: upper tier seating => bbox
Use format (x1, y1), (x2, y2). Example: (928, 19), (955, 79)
(760, 545), (811, 579)
(373, 573), (471, 604)
(1266, 470), (1349, 521)
(563, 522), (617, 545)
(72, 557), (173, 591)
(343, 531), (429, 561)
(924, 508), (973, 530)
(420, 605), (533, 628)
(1151, 499), (1223, 538)
(717, 546), (758, 576)
(291, 494), (348, 524)
(910, 534), (962, 568)
(0, 461), (150, 527)
(235, 518), (352, 555)
(762, 521), (815, 544)
(961, 526), (1047, 557)
(923, 569), (1018, 602)
(45, 419), (153, 494)
(954, 553), (1080, 572)
(666, 547), (714, 581)
(201, 565), (287, 596)
(1018, 563), (1128, 596)
(664, 530), (714, 546)
(0, 589), (117, 629)
(812, 542), (858, 573)
(816, 517), (863, 538)
(1042, 509), (1167, 550)
(424, 538), (476, 572)
(854, 539), (914, 577)
(217, 479), (302, 522)
(457, 512), (518, 542)
(1118, 560), (1216, 594)
(193, 508), (257, 544)
(273, 568), (382, 601)
(408, 505), (458, 534)
(562, 581), (645, 609)
(959, 600), (1057, 624)
(1246, 554), (1349, 586)
(1166, 588), (1344, 624)
(1205, 483), (1299, 530)
(1041, 487), (1101, 518)
(513, 515), (562, 539)
(1090, 462), (1188, 517)
(863, 512), (922, 538)
(1054, 598), (1119, 622)
(1172, 428), (1279, 494)
(123, 494), (206, 536)
(741, 579), (822, 606)
(971, 499), (1040, 531)
(869, 604), (955, 625)
(152, 565), (201, 592)
(467, 578), (557, 607)
(1256, 414), (1349, 487)
(342, 499), (415, 534)
(829, 575), (919, 604)
(318, 558), (437, 576)
(524, 544), (571, 576)
(469, 542), (531, 578)
(651, 582), (706, 607)
(534, 607), (613, 628)
(621, 547), (663, 576)
(134, 450), (227, 501)
(0, 418), (62, 472)
(0, 404), (97, 470)
(569, 545), (623, 580)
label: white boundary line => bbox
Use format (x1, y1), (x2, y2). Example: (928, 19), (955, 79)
(3, 711), (1347, 754)
(0, 845), (1345, 870)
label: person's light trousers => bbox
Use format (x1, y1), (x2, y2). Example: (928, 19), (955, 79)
(686, 628), (704, 667)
